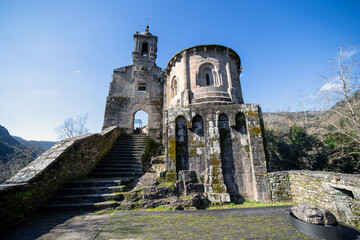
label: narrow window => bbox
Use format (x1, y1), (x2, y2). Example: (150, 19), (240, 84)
(173, 79), (178, 95)
(138, 82), (146, 92)
(141, 42), (149, 56)
(206, 73), (210, 85)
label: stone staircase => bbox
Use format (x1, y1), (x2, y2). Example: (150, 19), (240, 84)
(45, 134), (147, 211)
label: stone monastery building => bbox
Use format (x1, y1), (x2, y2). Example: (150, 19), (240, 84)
(103, 26), (270, 202)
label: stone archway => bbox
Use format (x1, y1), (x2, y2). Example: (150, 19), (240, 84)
(133, 110), (148, 135)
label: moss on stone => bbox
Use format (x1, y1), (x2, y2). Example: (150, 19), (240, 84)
(114, 96), (128, 105)
(166, 170), (177, 182)
(168, 138), (176, 162)
(250, 126), (262, 136)
(246, 111), (259, 118)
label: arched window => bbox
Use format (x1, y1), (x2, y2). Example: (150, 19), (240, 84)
(198, 63), (216, 87)
(141, 42), (149, 56)
(235, 112), (247, 134)
(192, 115), (204, 137)
(171, 76), (178, 97)
(205, 73), (210, 85)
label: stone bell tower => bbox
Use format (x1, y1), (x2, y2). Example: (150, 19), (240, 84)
(103, 26), (163, 141)
(132, 25), (158, 65)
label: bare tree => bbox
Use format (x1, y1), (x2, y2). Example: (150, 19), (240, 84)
(55, 114), (89, 140)
(319, 43), (360, 162)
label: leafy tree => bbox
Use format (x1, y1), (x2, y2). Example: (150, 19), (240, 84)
(265, 125), (328, 172)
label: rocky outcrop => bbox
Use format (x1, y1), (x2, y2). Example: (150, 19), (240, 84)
(118, 171), (208, 211)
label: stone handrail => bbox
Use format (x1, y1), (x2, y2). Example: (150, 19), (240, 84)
(0, 126), (124, 230)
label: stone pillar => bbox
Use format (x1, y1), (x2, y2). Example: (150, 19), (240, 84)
(204, 112), (230, 202)
(182, 51), (190, 106)
(245, 106), (271, 202)
(165, 110), (177, 182)
(225, 49), (234, 102)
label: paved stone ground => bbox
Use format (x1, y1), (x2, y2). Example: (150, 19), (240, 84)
(2, 206), (360, 240)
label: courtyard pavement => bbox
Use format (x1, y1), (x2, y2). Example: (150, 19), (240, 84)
(2, 206), (360, 240)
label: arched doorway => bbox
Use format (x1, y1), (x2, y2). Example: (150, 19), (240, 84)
(133, 110), (148, 134)
(175, 116), (189, 171)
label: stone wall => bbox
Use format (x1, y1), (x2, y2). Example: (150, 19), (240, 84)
(164, 104), (270, 203)
(102, 65), (163, 141)
(268, 171), (360, 227)
(0, 126), (124, 230)
(164, 44), (243, 109)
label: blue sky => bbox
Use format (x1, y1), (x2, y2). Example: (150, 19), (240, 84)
(0, 0), (359, 141)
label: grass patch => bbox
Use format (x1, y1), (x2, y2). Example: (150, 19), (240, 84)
(145, 205), (172, 211)
(206, 200), (296, 210)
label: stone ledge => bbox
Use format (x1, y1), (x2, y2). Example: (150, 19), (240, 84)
(268, 170), (360, 228)
(0, 126), (125, 230)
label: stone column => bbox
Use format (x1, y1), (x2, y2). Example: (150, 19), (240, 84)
(204, 112), (230, 202)
(165, 110), (177, 182)
(182, 51), (190, 106)
(225, 49), (234, 102)
(245, 105), (271, 202)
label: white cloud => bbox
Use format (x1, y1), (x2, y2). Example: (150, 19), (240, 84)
(319, 82), (342, 92)
(32, 90), (63, 96)
(342, 49), (358, 60)
(74, 70), (81, 74)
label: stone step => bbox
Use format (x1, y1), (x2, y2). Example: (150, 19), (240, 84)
(60, 185), (126, 195)
(65, 179), (125, 188)
(103, 155), (142, 159)
(110, 145), (146, 149)
(108, 149), (144, 152)
(45, 201), (119, 211)
(52, 193), (124, 204)
(92, 167), (143, 173)
(99, 159), (142, 164)
(89, 172), (142, 178)
(94, 166), (142, 172)
(105, 151), (143, 158)
(96, 163), (142, 168)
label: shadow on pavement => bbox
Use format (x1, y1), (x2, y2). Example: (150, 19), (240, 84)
(1, 211), (89, 240)
(341, 224), (360, 240)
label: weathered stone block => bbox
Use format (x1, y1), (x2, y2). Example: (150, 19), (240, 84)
(292, 203), (337, 226)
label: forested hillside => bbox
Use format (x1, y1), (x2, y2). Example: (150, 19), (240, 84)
(263, 92), (360, 174)
(0, 125), (56, 183)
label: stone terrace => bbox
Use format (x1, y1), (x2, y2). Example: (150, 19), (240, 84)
(3, 206), (360, 240)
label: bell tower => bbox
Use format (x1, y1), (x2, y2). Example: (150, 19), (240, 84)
(103, 25), (163, 141)
(132, 25), (158, 65)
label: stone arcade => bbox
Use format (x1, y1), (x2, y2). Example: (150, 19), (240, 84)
(103, 26), (270, 202)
